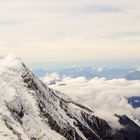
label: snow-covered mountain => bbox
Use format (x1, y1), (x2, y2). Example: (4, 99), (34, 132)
(0, 55), (140, 140)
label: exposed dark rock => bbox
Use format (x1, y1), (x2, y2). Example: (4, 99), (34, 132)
(1, 61), (140, 140)
(21, 64), (140, 140)
(2, 117), (22, 140)
(128, 96), (140, 108)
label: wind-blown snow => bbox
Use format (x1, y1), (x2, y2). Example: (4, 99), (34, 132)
(0, 55), (65, 140)
(42, 73), (140, 128)
(0, 54), (23, 74)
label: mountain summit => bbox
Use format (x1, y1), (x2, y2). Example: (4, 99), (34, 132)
(0, 55), (140, 140)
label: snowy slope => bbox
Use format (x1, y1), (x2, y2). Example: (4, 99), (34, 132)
(0, 55), (140, 140)
(0, 55), (65, 140)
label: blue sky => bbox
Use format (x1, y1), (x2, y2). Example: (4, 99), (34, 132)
(0, 0), (139, 64)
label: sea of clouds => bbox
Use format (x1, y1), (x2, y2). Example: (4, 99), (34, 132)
(41, 73), (140, 129)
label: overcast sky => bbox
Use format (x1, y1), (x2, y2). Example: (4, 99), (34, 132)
(0, 0), (140, 63)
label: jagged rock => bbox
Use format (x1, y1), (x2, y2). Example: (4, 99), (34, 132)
(0, 55), (140, 140)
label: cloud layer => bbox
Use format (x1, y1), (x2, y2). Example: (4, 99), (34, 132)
(42, 73), (140, 128)
(0, 0), (140, 62)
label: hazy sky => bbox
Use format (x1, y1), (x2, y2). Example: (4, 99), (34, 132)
(0, 0), (140, 63)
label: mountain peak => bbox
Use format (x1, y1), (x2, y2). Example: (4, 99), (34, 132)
(0, 54), (23, 74)
(0, 55), (140, 140)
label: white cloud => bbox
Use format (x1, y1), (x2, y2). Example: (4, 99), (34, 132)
(41, 72), (61, 84)
(42, 74), (140, 129)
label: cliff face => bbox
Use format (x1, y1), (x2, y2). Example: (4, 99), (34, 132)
(0, 55), (140, 140)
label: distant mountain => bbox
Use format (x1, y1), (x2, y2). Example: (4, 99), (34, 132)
(128, 96), (140, 108)
(125, 71), (140, 80)
(0, 55), (140, 140)
(33, 67), (131, 79)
